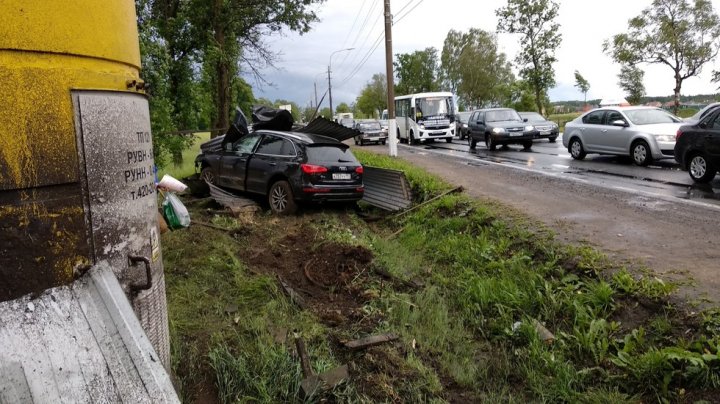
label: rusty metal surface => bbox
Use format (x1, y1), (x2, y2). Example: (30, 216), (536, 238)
(0, 261), (179, 403)
(296, 117), (361, 142)
(361, 166), (412, 211)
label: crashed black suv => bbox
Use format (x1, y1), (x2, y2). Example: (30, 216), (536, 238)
(196, 109), (364, 214)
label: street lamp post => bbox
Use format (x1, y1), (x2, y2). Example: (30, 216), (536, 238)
(327, 47), (354, 120)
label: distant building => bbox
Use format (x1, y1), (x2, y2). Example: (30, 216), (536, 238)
(599, 98), (630, 107)
(645, 101), (662, 108)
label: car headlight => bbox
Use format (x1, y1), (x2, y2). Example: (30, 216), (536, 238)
(525, 125), (535, 131)
(492, 127), (505, 134)
(462, 123), (468, 128)
(419, 124), (425, 129)
(654, 134), (675, 142)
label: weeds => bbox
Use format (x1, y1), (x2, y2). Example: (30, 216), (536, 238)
(162, 151), (720, 403)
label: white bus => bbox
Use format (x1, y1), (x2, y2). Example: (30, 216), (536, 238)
(394, 92), (455, 144)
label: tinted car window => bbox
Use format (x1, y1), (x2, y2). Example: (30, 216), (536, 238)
(234, 133), (261, 153)
(306, 145), (359, 164)
(605, 111), (625, 124)
(458, 112), (472, 121)
(708, 110), (720, 130)
(256, 135), (295, 156)
(486, 109), (522, 122)
(583, 111), (605, 124)
(624, 109), (681, 125)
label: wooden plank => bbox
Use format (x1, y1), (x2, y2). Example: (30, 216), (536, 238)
(343, 333), (399, 351)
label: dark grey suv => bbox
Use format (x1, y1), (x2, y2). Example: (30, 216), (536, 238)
(467, 108), (538, 151)
(196, 131), (364, 214)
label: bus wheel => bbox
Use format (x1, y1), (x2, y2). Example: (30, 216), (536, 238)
(410, 131), (418, 145)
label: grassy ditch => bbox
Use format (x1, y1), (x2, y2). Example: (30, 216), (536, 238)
(163, 152), (720, 403)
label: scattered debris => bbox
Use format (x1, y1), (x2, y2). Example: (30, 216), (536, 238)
(294, 335), (349, 397)
(532, 319), (555, 344)
(392, 186), (464, 219)
(277, 275), (308, 310)
(343, 333), (399, 351)
(373, 267), (423, 289)
(207, 183), (259, 215)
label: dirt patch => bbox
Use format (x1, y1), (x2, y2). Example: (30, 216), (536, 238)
(246, 231), (377, 328)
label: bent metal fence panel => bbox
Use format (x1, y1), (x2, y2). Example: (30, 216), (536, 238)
(362, 166), (412, 211)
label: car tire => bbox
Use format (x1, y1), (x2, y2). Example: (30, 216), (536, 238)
(200, 167), (215, 184)
(688, 153), (717, 183)
(359, 138), (364, 146)
(549, 136), (557, 143)
(381, 139), (386, 145)
(469, 136), (477, 149)
(631, 141), (652, 166)
(569, 138), (586, 160)
(410, 131), (418, 145)
(354, 137), (358, 145)
(268, 180), (297, 215)
(446, 137), (452, 143)
(523, 141), (533, 151)
(485, 135), (497, 151)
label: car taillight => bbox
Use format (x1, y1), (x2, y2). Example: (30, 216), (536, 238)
(676, 129), (683, 141)
(355, 166), (364, 174)
(301, 164), (328, 174)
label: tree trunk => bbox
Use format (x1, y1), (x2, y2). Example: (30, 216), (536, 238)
(211, 0), (230, 138)
(535, 87), (544, 116)
(673, 72), (681, 116)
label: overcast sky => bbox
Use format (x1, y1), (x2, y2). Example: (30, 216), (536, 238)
(250, 0), (720, 109)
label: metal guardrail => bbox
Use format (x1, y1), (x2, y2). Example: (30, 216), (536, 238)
(362, 166), (412, 211)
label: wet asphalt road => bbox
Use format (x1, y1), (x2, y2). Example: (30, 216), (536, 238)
(395, 134), (720, 209)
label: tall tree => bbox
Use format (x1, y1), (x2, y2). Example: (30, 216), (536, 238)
(335, 102), (351, 114)
(574, 70), (590, 106)
(355, 73), (387, 117)
(440, 30), (465, 96)
(394, 48), (440, 95)
(496, 0), (562, 115)
(188, 0), (323, 137)
(441, 29), (514, 109)
(617, 65), (646, 105)
(604, 0), (720, 114)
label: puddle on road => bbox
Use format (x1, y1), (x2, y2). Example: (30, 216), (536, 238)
(675, 184), (720, 202)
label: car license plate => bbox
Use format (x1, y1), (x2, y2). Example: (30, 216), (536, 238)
(433, 131), (445, 136)
(540, 130), (551, 135)
(333, 173), (351, 180)
(510, 133), (523, 137)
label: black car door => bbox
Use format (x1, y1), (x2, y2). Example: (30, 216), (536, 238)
(245, 134), (298, 194)
(470, 111), (485, 139)
(220, 133), (260, 190)
(703, 110), (720, 163)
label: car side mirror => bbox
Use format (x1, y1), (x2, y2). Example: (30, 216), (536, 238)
(699, 122), (707, 129)
(523, 118), (528, 122)
(611, 120), (628, 127)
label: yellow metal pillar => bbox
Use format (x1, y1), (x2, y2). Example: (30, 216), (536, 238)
(0, 1), (170, 367)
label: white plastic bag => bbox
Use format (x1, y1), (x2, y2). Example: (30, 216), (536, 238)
(162, 192), (191, 229)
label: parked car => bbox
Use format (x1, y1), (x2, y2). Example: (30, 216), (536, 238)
(455, 111), (473, 140)
(562, 106), (683, 166)
(674, 107), (720, 183)
(353, 120), (387, 145)
(339, 118), (355, 128)
(467, 108), (537, 151)
(518, 111), (559, 142)
(684, 102), (720, 125)
(195, 130), (364, 214)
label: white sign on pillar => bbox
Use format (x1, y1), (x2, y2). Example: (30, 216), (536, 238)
(388, 119), (397, 157)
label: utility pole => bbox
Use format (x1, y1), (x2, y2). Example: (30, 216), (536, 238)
(327, 65), (333, 120)
(384, 0), (397, 156)
(314, 82), (318, 112)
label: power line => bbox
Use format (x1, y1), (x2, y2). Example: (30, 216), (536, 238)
(340, 0), (369, 49)
(337, 0), (426, 88)
(336, 0), (380, 72)
(394, 0), (424, 25)
(337, 3), (383, 74)
(395, 0), (415, 17)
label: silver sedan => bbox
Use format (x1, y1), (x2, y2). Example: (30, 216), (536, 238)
(562, 106), (683, 166)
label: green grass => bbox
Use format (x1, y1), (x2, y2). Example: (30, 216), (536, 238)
(158, 132), (210, 180)
(548, 112), (582, 132)
(163, 151), (720, 403)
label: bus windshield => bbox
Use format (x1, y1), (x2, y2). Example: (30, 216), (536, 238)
(415, 97), (452, 119)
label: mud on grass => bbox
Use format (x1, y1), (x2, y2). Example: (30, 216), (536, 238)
(164, 191), (720, 403)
